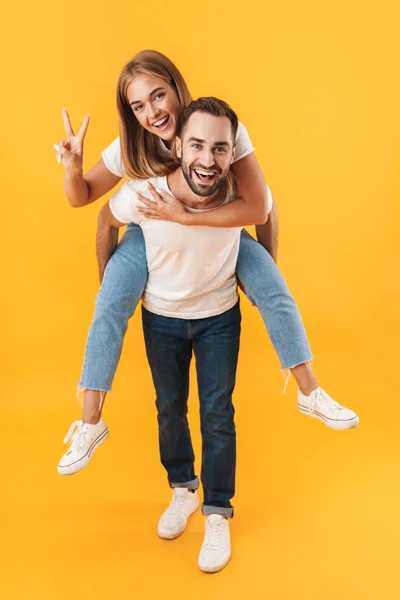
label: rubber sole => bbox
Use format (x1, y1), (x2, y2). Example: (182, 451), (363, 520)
(199, 554), (231, 573)
(298, 406), (360, 430)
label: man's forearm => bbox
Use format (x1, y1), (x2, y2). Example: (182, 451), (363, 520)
(96, 210), (119, 282)
(255, 201), (279, 263)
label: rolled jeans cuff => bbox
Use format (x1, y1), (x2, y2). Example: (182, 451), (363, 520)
(170, 477), (199, 491)
(202, 504), (234, 519)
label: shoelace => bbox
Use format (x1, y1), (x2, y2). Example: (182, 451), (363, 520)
(310, 388), (342, 416)
(165, 491), (187, 515)
(204, 519), (224, 548)
(63, 420), (88, 449)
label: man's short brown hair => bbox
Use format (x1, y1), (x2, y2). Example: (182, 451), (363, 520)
(179, 97), (239, 143)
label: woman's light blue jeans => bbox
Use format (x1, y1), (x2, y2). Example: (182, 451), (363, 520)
(79, 224), (312, 392)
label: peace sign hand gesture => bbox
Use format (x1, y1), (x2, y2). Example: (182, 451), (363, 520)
(53, 107), (90, 171)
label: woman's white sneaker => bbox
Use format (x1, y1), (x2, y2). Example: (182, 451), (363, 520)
(157, 487), (199, 540)
(57, 418), (109, 475)
(298, 387), (359, 430)
(198, 514), (231, 573)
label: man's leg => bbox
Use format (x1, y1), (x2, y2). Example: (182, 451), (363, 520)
(193, 302), (241, 572)
(142, 307), (200, 539)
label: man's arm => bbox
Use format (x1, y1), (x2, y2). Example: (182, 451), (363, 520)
(96, 202), (126, 282)
(255, 200), (279, 263)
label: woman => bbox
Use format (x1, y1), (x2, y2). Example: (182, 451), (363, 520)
(55, 50), (359, 477)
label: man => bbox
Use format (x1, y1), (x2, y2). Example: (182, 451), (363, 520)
(92, 98), (247, 573)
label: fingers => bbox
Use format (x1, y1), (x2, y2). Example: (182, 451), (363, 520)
(147, 182), (165, 204)
(137, 191), (164, 210)
(136, 192), (154, 208)
(77, 113), (90, 141)
(62, 107), (75, 137)
(53, 140), (67, 163)
(157, 189), (176, 204)
(53, 140), (71, 164)
(53, 143), (62, 163)
(137, 207), (161, 219)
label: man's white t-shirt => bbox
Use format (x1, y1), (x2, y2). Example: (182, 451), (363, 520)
(109, 176), (243, 320)
(102, 121), (256, 178)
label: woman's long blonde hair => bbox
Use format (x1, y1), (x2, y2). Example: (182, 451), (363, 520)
(117, 50), (192, 179)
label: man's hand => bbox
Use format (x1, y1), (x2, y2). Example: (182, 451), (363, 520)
(255, 201), (279, 263)
(136, 183), (188, 225)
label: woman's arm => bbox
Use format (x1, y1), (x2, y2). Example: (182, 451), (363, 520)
(55, 108), (122, 207)
(65, 160), (122, 208)
(136, 153), (271, 227)
(186, 152), (269, 226)
(186, 153), (269, 226)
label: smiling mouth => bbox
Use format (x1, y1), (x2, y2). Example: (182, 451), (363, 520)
(193, 169), (218, 184)
(152, 115), (170, 130)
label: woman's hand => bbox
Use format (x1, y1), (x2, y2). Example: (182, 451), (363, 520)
(53, 107), (90, 172)
(136, 183), (188, 225)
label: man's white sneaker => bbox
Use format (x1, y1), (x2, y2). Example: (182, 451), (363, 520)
(198, 514), (231, 573)
(57, 418), (109, 475)
(157, 487), (199, 540)
(298, 387), (359, 430)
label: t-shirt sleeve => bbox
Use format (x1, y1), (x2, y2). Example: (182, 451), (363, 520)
(109, 183), (139, 224)
(233, 122), (255, 163)
(101, 137), (126, 178)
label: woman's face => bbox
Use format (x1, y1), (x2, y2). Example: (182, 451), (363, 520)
(127, 74), (181, 141)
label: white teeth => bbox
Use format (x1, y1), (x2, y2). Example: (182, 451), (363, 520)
(153, 116), (168, 127)
(195, 169), (215, 177)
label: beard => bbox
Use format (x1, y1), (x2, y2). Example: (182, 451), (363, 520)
(181, 161), (228, 197)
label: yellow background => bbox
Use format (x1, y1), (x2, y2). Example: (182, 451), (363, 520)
(3, 1), (400, 598)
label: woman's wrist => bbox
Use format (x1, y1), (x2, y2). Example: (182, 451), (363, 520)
(181, 211), (194, 226)
(65, 166), (84, 179)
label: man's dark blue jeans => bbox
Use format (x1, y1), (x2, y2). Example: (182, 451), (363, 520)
(142, 301), (241, 519)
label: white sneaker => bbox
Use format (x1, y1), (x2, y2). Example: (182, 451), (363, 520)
(57, 418), (108, 475)
(198, 514), (231, 573)
(157, 487), (199, 540)
(298, 387), (359, 430)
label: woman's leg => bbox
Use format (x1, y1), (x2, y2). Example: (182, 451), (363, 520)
(236, 230), (359, 429)
(78, 224), (148, 421)
(237, 230), (313, 379)
(58, 225), (148, 475)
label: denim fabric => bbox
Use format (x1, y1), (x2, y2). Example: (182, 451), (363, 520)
(79, 224), (147, 391)
(79, 226), (312, 391)
(237, 230), (312, 368)
(142, 303), (241, 518)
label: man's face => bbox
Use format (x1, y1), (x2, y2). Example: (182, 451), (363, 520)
(176, 112), (236, 198)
